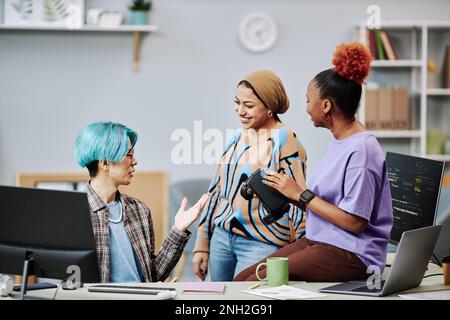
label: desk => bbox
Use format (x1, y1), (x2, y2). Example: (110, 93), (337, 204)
(4, 263), (448, 300)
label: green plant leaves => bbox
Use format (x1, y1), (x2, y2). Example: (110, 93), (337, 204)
(128, 0), (152, 11)
(11, 0), (33, 20)
(42, 0), (70, 22)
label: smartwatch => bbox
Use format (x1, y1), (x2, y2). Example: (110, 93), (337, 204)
(299, 189), (315, 209)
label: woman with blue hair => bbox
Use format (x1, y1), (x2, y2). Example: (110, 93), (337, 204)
(74, 121), (209, 283)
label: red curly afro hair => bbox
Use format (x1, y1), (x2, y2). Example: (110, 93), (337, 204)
(332, 42), (372, 84)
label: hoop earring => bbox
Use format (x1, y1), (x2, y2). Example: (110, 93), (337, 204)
(268, 111), (273, 117)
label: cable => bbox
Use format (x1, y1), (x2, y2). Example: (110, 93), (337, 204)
(423, 273), (443, 278)
(432, 252), (442, 267)
(51, 283), (60, 300)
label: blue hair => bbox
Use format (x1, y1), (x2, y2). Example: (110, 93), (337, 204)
(74, 121), (138, 168)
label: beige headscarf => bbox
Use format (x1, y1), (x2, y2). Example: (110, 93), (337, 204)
(241, 70), (290, 114)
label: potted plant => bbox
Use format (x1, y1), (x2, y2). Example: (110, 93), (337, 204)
(129, 0), (152, 25)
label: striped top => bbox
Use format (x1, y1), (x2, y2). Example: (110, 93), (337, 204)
(194, 126), (307, 252)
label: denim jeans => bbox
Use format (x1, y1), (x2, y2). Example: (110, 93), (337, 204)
(209, 227), (280, 281)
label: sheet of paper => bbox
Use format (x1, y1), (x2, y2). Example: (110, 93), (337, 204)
(182, 282), (225, 293)
(398, 290), (450, 300)
(242, 285), (327, 300)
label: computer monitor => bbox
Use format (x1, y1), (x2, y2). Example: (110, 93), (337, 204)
(386, 152), (445, 244)
(0, 186), (100, 295)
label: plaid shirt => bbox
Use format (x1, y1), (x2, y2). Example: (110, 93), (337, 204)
(86, 183), (190, 283)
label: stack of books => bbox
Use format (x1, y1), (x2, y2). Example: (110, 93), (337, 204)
(367, 29), (398, 60)
(365, 87), (410, 130)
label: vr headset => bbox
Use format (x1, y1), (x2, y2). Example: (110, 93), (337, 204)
(240, 169), (290, 224)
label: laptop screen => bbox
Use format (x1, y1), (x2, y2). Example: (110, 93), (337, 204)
(386, 152), (445, 243)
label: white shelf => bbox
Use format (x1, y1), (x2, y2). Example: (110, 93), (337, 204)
(0, 24), (159, 32)
(372, 130), (421, 138)
(426, 88), (450, 96)
(356, 21), (450, 29)
(371, 60), (422, 67)
(0, 24), (159, 72)
(425, 21), (450, 29)
(357, 20), (450, 158)
(425, 154), (450, 161)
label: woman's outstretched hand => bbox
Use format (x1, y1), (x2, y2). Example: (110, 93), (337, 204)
(174, 193), (210, 232)
(262, 170), (305, 202)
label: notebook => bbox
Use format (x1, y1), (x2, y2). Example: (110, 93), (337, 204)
(398, 289), (450, 300)
(181, 282), (225, 294)
(242, 285), (327, 300)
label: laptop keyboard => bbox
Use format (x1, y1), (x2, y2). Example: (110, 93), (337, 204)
(350, 280), (385, 293)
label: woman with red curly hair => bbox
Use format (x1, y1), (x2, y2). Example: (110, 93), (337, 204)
(234, 43), (393, 282)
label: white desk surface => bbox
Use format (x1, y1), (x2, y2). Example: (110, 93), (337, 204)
(4, 262), (448, 300)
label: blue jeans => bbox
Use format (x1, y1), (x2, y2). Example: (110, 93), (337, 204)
(209, 227), (280, 281)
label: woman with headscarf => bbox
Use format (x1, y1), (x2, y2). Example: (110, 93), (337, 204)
(192, 70), (307, 281)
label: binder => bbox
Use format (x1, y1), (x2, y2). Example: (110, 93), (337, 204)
(444, 46), (450, 88)
(378, 88), (394, 129)
(368, 29), (377, 59)
(365, 89), (379, 129)
(380, 31), (397, 60)
(374, 30), (386, 60)
(393, 88), (409, 130)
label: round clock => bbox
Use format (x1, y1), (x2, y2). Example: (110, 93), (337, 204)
(238, 13), (278, 53)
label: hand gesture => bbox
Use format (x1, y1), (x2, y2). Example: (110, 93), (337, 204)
(174, 193), (210, 232)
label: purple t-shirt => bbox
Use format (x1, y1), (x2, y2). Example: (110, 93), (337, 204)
(306, 131), (393, 272)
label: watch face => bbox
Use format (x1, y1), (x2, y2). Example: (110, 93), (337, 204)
(238, 13), (278, 53)
(301, 190), (314, 201)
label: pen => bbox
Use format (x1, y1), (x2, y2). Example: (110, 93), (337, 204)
(247, 283), (260, 290)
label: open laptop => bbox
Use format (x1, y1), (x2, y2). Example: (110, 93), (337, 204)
(319, 225), (442, 297)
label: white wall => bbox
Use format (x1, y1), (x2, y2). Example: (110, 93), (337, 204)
(1, 0), (450, 186)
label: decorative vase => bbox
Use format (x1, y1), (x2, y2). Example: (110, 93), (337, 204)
(426, 129), (448, 154)
(131, 11), (149, 25)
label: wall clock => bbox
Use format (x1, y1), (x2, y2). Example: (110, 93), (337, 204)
(238, 12), (278, 53)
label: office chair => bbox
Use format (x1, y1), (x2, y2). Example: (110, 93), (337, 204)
(169, 178), (211, 281)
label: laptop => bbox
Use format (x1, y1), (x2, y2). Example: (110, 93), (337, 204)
(319, 225), (442, 297)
